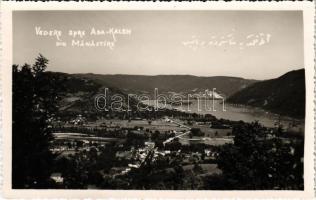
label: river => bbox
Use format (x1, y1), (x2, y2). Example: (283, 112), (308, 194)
(145, 99), (303, 128)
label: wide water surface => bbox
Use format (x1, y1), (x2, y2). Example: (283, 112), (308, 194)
(145, 100), (303, 128)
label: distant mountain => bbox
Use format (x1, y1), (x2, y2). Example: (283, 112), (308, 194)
(73, 74), (257, 97)
(227, 69), (305, 118)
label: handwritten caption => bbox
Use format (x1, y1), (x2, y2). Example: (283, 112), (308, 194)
(183, 30), (272, 51)
(35, 26), (132, 50)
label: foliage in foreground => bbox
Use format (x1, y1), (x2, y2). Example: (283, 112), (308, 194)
(215, 122), (304, 190)
(12, 55), (60, 188)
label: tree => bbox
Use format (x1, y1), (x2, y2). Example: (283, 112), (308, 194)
(32, 54), (48, 74)
(95, 144), (117, 173)
(216, 122), (304, 190)
(12, 55), (60, 188)
(190, 128), (204, 137)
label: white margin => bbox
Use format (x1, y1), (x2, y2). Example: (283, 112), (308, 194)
(0, 1), (315, 199)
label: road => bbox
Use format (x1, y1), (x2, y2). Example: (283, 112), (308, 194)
(162, 117), (191, 145)
(168, 118), (191, 129)
(136, 117), (191, 170)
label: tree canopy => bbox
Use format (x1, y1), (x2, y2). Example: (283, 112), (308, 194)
(216, 122), (304, 190)
(12, 54), (60, 188)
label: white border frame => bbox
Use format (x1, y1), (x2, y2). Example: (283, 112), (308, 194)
(1, 1), (315, 199)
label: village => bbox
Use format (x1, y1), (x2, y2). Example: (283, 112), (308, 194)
(49, 114), (234, 186)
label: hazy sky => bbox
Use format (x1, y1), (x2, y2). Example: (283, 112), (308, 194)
(13, 11), (303, 80)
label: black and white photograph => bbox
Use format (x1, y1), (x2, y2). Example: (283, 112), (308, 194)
(1, 1), (315, 198)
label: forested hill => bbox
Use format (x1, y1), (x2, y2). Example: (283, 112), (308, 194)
(44, 72), (139, 116)
(227, 69), (305, 118)
(73, 74), (257, 97)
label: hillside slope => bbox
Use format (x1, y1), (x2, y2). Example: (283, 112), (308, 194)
(227, 69), (305, 118)
(73, 74), (257, 97)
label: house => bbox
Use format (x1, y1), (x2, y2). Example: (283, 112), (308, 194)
(50, 172), (64, 184)
(128, 164), (140, 168)
(116, 151), (133, 160)
(145, 141), (155, 149)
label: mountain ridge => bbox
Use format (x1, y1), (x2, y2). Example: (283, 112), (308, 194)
(71, 73), (257, 97)
(227, 68), (305, 119)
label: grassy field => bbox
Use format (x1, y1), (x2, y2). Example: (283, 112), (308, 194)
(92, 119), (188, 132)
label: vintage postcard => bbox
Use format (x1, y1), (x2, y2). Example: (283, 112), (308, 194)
(0, 1), (315, 199)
